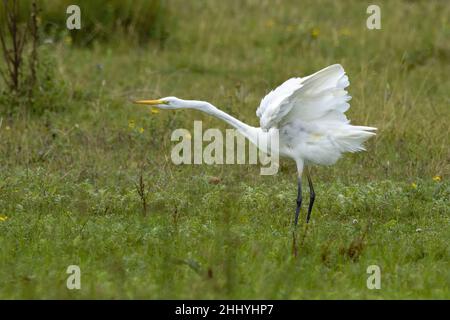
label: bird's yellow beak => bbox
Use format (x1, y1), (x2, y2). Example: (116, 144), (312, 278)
(133, 99), (168, 105)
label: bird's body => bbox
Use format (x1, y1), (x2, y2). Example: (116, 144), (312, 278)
(135, 64), (376, 225)
(256, 64), (376, 168)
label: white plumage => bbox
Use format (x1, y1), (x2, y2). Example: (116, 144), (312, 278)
(257, 64), (376, 167)
(134, 64), (377, 225)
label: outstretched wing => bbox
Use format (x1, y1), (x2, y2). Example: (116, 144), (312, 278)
(256, 64), (351, 130)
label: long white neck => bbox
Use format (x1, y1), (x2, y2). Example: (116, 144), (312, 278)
(181, 100), (260, 145)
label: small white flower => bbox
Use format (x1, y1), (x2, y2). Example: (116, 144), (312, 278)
(416, 228), (422, 233)
(352, 219), (358, 224)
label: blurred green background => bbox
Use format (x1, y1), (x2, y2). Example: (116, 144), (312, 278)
(0, 0), (168, 45)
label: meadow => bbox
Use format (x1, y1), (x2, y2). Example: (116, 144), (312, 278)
(0, 0), (448, 299)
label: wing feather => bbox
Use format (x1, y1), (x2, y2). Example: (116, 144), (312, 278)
(257, 64), (350, 130)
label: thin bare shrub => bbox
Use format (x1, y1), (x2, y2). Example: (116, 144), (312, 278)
(0, 0), (39, 112)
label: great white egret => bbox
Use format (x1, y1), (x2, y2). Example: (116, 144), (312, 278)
(134, 64), (377, 225)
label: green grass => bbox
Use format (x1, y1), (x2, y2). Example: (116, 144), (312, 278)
(0, 0), (449, 299)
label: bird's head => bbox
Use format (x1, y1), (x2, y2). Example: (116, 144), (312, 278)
(133, 96), (186, 110)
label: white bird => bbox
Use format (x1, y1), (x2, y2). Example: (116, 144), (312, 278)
(134, 64), (376, 225)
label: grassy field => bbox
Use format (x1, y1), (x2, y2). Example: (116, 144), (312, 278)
(0, 0), (449, 299)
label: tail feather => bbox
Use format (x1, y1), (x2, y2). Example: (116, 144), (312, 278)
(350, 125), (377, 132)
(333, 126), (377, 153)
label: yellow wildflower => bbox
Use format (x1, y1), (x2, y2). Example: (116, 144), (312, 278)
(151, 108), (160, 114)
(139, 127), (145, 134)
(311, 27), (320, 39)
(265, 19), (275, 29)
(432, 175), (441, 182)
(64, 36), (72, 45)
(411, 182), (417, 189)
(0, 215), (8, 222)
(128, 120), (135, 129)
(340, 28), (351, 36)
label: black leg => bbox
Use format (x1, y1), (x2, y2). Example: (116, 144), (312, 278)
(294, 176), (302, 226)
(305, 167), (315, 223)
